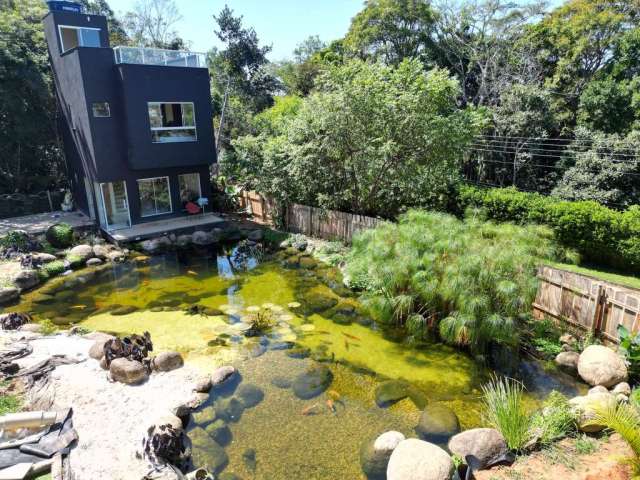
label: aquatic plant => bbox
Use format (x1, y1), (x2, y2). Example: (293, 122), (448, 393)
(245, 306), (277, 333)
(481, 376), (531, 451)
(42, 260), (66, 277)
(346, 210), (575, 352)
(585, 401), (640, 476)
(530, 391), (576, 446)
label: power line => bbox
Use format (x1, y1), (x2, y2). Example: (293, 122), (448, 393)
(474, 139), (640, 159)
(475, 134), (640, 153)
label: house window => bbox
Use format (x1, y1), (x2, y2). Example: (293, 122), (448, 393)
(138, 177), (172, 217)
(92, 102), (110, 118)
(59, 25), (101, 53)
(178, 173), (201, 203)
(148, 102), (197, 143)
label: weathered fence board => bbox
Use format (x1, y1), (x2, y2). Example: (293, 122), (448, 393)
(285, 203), (384, 243)
(534, 265), (640, 344)
(237, 191), (276, 225)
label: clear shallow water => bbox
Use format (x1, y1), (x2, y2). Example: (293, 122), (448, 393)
(8, 244), (585, 479)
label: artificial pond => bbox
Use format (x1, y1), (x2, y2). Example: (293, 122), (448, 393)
(10, 242), (585, 479)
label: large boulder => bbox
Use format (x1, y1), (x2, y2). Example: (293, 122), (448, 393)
(448, 428), (508, 470)
(12, 269), (39, 290)
(215, 397), (244, 423)
(570, 391), (617, 432)
(292, 364), (333, 399)
(299, 287), (339, 315)
(577, 345), (628, 387)
(360, 431), (405, 480)
(189, 426), (228, 474)
(236, 384), (264, 408)
(106, 250), (125, 262)
(46, 223), (73, 248)
(192, 231), (217, 246)
(205, 419), (232, 446)
(92, 244), (111, 259)
(555, 351), (580, 373)
(140, 237), (172, 254)
(32, 252), (57, 264)
(386, 439), (454, 480)
(88, 334), (115, 360)
(109, 358), (148, 385)
(0, 287), (20, 305)
(68, 244), (94, 261)
(415, 404), (461, 445)
(151, 351), (184, 372)
(211, 366), (237, 386)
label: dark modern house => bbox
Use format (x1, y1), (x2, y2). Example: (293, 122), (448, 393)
(42, 1), (218, 239)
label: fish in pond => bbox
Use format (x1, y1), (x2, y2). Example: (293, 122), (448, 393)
(327, 390), (341, 401)
(301, 403), (319, 416)
(342, 332), (361, 341)
(344, 339), (349, 351)
(141, 280), (151, 286)
(70, 305), (87, 310)
(326, 399), (336, 414)
(187, 270), (199, 276)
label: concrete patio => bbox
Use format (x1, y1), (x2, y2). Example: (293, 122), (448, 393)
(106, 212), (224, 243)
(0, 211), (94, 236)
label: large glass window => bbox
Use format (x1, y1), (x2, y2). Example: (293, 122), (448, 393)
(178, 173), (201, 203)
(138, 177), (172, 217)
(148, 102), (197, 143)
(98, 181), (130, 229)
(59, 26), (101, 53)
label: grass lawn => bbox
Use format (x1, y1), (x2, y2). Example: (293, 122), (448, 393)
(549, 261), (640, 290)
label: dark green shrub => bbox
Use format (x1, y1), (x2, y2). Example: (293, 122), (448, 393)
(0, 230), (30, 251)
(65, 254), (84, 269)
(45, 223), (74, 249)
(458, 185), (640, 272)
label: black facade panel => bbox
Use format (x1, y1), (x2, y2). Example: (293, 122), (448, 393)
(117, 64), (216, 171)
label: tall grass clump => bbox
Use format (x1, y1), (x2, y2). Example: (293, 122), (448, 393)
(585, 401), (640, 476)
(345, 210), (575, 352)
(481, 376), (530, 451)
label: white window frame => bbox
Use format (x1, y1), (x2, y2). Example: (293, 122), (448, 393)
(137, 176), (173, 217)
(98, 181), (132, 230)
(178, 172), (202, 202)
(148, 102), (198, 144)
(58, 25), (102, 53)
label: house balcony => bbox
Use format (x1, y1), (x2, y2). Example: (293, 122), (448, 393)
(113, 46), (207, 69)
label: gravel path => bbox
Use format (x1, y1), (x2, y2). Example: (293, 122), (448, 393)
(1, 332), (204, 480)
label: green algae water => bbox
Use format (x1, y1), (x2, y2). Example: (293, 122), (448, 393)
(9, 243), (585, 479)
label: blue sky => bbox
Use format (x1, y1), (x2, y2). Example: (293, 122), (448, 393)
(106, 0), (364, 60)
(106, 0), (566, 60)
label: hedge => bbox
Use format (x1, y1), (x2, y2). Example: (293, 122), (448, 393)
(457, 185), (640, 273)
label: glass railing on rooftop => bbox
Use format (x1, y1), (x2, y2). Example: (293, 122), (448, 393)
(113, 46), (207, 68)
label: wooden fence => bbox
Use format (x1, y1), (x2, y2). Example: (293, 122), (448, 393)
(237, 191), (277, 225)
(533, 265), (640, 344)
(285, 203), (384, 243)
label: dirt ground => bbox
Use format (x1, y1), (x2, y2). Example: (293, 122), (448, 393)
(475, 434), (633, 480)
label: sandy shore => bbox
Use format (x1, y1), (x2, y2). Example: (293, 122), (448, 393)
(1, 331), (206, 480)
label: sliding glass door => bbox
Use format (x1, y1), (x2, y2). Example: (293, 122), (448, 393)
(138, 177), (172, 217)
(98, 181), (131, 230)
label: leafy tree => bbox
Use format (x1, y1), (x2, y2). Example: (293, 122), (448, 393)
(552, 128), (640, 208)
(122, 0), (186, 49)
(78, 0), (129, 46)
(434, 0), (546, 107)
(211, 5), (279, 153)
(275, 36), (327, 96)
(230, 59), (484, 217)
(0, 0), (64, 193)
(578, 78), (636, 134)
(344, 0), (437, 65)
(526, 0), (638, 128)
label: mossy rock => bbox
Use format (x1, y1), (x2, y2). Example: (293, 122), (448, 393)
(192, 405), (217, 426)
(215, 397), (244, 423)
(298, 286), (339, 315)
(205, 419), (232, 446)
(45, 223), (74, 249)
(111, 305), (138, 316)
(299, 256), (318, 269)
(375, 380), (411, 408)
(415, 403), (460, 445)
(282, 255), (300, 269)
(203, 307), (224, 316)
(292, 364), (333, 400)
(236, 384), (264, 408)
(189, 427), (228, 474)
(286, 346), (311, 359)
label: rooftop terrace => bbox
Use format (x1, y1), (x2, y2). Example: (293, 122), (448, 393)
(113, 46), (207, 69)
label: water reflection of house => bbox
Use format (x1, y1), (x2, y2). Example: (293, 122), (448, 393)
(43, 1), (220, 241)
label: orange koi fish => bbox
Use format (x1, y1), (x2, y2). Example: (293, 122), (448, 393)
(187, 270), (198, 276)
(326, 399), (336, 414)
(70, 305), (87, 310)
(342, 332), (361, 341)
(301, 403), (319, 416)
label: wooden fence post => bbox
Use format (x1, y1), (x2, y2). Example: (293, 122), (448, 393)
(592, 285), (605, 337)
